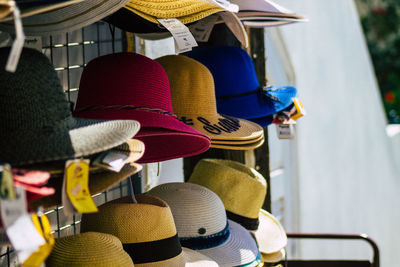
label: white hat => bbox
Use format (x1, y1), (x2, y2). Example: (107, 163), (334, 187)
(147, 182), (261, 267)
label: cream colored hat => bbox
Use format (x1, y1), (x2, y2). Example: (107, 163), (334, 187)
(148, 182), (261, 267)
(46, 232), (134, 267)
(155, 55), (264, 149)
(188, 159), (287, 254)
(80, 194), (218, 266)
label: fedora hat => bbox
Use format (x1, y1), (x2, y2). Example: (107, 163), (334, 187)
(46, 232), (134, 266)
(0, 47), (140, 166)
(188, 159), (287, 255)
(0, 0), (128, 36)
(80, 194), (218, 266)
(155, 55), (264, 148)
(148, 182), (261, 267)
(73, 52), (211, 163)
(186, 46), (297, 127)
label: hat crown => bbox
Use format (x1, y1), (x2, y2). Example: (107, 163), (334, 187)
(155, 55), (218, 116)
(0, 47), (71, 132)
(75, 52), (174, 114)
(186, 46), (260, 97)
(189, 159), (267, 219)
(148, 182), (227, 238)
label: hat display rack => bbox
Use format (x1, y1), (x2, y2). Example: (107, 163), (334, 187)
(0, 1), (306, 266)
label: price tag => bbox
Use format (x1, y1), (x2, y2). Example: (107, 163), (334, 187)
(157, 18), (198, 54)
(0, 186), (26, 227)
(0, 164), (15, 200)
(291, 98), (306, 121)
(189, 14), (218, 42)
(24, 36), (42, 51)
(276, 124), (295, 139)
(93, 151), (129, 173)
(62, 159), (98, 215)
(6, 3), (25, 72)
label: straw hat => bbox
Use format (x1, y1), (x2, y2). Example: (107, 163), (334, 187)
(0, 47), (139, 166)
(186, 46), (297, 127)
(211, 138), (264, 150)
(80, 195), (218, 266)
(46, 232), (134, 266)
(0, 0), (128, 36)
(188, 159), (287, 255)
(155, 55), (264, 148)
(147, 182), (261, 267)
(73, 52), (211, 163)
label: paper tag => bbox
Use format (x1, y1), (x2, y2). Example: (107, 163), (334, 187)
(0, 186), (27, 227)
(93, 151), (129, 173)
(189, 14), (218, 42)
(6, 3), (25, 72)
(276, 124), (295, 139)
(0, 164), (15, 200)
(157, 18), (198, 54)
(63, 159), (98, 214)
(24, 36), (42, 51)
(291, 98), (306, 121)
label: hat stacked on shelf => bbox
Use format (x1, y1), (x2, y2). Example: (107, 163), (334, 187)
(156, 55), (265, 150)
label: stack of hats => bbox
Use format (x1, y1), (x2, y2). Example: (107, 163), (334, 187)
(186, 46), (298, 128)
(188, 159), (288, 263)
(156, 55), (266, 150)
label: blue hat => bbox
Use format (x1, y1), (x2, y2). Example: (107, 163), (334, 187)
(186, 46), (297, 127)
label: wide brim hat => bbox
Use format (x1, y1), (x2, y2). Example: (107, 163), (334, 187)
(46, 232), (134, 266)
(73, 52), (211, 163)
(230, 0), (305, 19)
(80, 195), (218, 266)
(211, 137), (264, 150)
(0, 0), (129, 36)
(212, 134), (264, 145)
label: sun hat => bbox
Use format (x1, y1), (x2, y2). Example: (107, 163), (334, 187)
(0, 0), (129, 36)
(147, 182), (261, 267)
(0, 47), (140, 166)
(188, 159), (287, 255)
(73, 52), (211, 163)
(186, 46), (298, 127)
(80, 194), (219, 266)
(155, 55), (264, 147)
(211, 138), (264, 150)
(212, 134), (264, 145)
(46, 232), (134, 267)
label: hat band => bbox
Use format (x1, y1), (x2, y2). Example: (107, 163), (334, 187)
(123, 234), (182, 264)
(216, 86), (280, 102)
(74, 105), (178, 119)
(179, 221), (230, 250)
(226, 210), (260, 231)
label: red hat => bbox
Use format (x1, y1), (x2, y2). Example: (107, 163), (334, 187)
(73, 52), (211, 163)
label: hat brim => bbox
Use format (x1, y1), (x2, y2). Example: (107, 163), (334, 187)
(212, 134), (264, 145)
(254, 209), (287, 254)
(261, 248), (285, 263)
(211, 138), (264, 150)
(182, 247), (219, 267)
(0, 0), (129, 36)
(74, 109), (211, 163)
(196, 220), (260, 266)
(248, 115), (274, 128)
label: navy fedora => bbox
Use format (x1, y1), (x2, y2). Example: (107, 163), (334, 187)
(186, 46), (297, 127)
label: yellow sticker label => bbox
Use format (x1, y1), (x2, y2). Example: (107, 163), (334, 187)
(291, 98), (306, 121)
(0, 164), (15, 199)
(65, 160), (98, 213)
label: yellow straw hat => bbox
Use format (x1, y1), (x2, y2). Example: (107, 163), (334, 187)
(211, 137), (264, 150)
(156, 55), (263, 149)
(80, 195), (218, 266)
(46, 232), (134, 267)
(188, 159), (287, 254)
(212, 134), (264, 145)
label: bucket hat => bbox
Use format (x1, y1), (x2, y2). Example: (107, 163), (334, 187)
(186, 46), (297, 127)
(188, 159), (287, 256)
(46, 232), (134, 267)
(73, 52), (211, 163)
(148, 182), (261, 267)
(0, 47), (140, 166)
(80, 195), (219, 266)
(0, 0), (129, 36)
(155, 55), (264, 147)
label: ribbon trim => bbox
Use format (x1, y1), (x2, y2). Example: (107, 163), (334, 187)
(74, 105), (178, 119)
(226, 210), (260, 231)
(180, 221), (230, 250)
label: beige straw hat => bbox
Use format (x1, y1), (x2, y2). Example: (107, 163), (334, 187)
(211, 134), (264, 145)
(46, 232), (134, 267)
(261, 248), (285, 263)
(188, 159), (287, 255)
(155, 55), (264, 149)
(211, 138), (264, 150)
(80, 195), (218, 266)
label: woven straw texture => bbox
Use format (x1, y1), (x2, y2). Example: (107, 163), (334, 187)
(0, 47), (139, 166)
(189, 159), (266, 219)
(212, 134), (264, 145)
(0, 0), (12, 19)
(155, 55), (263, 141)
(0, 0), (129, 36)
(46, 232), (134, 267)
(261, 248), (285, 263)
(211, 138), (264, 150)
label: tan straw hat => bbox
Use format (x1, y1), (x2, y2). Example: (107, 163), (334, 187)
(188, 159), (287, 255)
(46, 232), (134, 267)
(211, 137), (264, 150)
(80, 195), (218, 266)
(212, 134), (264, 145)
(155, 55), (264, 149)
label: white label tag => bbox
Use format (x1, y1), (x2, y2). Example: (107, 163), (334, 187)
(61, 173), (75, 216)
(93, 151), (129, 173)
(0, 186), (27, 228)
(189, 14), (218, 42)
(276, 124), (296, 139)
(6, 4), (25, 73)
(157, 18), (198, 54)
(24, 36), (42, 51)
